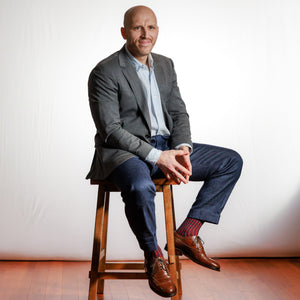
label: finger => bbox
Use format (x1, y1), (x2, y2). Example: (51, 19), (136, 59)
(172, 169), (189, 184)
(186, 160), (192, 173)
(165, 172), (171, 180)
(166, 165), (189, 184)
(182, 174), (190, 183)
(175, 151), (192, 171)
(181, 171), (190, 183)
(183, 157), (192, 173)
(175, 149), (189, 157)
(167, 170), (179, 182)
(184, 173), (190, 180)
(180, 158), (192, 172)
(175, 161), (192, 176)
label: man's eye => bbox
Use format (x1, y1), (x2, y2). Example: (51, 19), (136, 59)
(134, 26), (141, 30)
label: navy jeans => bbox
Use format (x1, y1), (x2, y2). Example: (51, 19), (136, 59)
(108, 136), (243, 251)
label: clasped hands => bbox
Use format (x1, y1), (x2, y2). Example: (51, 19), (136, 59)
(156, 146), (192, 184)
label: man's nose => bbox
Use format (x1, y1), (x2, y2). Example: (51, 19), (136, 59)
(141, 28), (149, 38)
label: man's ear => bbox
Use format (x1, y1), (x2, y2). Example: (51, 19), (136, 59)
(121, 27), (127, 40)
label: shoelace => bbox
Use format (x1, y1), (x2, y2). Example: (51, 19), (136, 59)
(194, 236), (205, 249)
(156, 258), (169, 273)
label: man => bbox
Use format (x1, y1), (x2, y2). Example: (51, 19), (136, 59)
(87, 5), (243, 298)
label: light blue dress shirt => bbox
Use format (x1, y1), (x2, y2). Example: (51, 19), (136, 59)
(125, 46), (191, 164)
(125, 46), (170, 137)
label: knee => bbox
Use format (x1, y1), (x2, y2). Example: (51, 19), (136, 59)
(229, 150), (243, 177)
(122, 178), (156, 208)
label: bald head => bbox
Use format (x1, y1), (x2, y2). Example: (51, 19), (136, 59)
(123, 5), (157, 30)
(121, 5), (159, 64)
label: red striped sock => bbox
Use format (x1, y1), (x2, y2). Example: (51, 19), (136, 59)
(176, 217), (203, 237)
(145, 246), (163, 259)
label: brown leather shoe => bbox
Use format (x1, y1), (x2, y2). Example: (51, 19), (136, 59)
(144, 257), (177, 297)
(173, 232), (220, 271)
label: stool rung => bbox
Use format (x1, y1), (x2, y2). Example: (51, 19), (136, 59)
(97, 271), (148, 280)
(105, 262), (145, 270)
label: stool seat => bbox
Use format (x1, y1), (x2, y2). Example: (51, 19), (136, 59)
(90, 178), (179, 190)
(88, 178), (182, 300)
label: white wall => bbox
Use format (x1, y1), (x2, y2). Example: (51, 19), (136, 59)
(0, 0), (299, 260)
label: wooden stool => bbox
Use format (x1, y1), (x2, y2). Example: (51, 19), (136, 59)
(88, 178), (182, 300)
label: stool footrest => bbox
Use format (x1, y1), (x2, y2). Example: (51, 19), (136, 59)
(105, 262), (145, 270)
(90, 271), (148, 280)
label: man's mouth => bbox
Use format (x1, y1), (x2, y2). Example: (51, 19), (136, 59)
(139, 39), (151, 45)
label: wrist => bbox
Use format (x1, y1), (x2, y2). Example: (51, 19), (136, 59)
(175, 143), (192, 153)
(179, 145), (190, 153)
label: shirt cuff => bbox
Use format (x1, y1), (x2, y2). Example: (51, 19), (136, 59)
(175, 143), (193, 153)
(145, 148), (162, 165)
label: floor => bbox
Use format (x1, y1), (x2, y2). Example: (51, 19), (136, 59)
(0, 258), (299, 299)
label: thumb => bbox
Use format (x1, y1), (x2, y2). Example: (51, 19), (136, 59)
(175, 149), (189, 156)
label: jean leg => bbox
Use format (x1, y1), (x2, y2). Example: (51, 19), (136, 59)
(189, 143), (243, 224)
(108, 157), (157, 251)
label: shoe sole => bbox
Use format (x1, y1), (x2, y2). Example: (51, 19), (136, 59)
(148, 281), (177, 298)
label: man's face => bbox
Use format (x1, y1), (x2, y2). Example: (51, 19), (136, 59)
(121, 8), (159, 63)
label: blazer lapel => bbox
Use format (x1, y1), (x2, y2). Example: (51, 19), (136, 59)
(153, 61), (166, 109)
(118, 47), (151, 133)
(153, 58), (172, 130)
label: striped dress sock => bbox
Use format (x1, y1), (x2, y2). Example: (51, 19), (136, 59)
(145, 246), (164, 260)
(176, 217), (203, 237)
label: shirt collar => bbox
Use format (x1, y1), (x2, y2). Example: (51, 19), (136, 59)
(125, 45), (154, 71)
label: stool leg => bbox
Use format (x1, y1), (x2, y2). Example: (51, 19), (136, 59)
(175, 256), (182, 296)
(170, 186), (182, 296)
(163, 185), (180, 300)
(97, 191), (110, 294)
(88, 187), (106, 300)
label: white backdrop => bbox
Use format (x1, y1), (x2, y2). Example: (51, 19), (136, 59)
(0, 0), (300, 260)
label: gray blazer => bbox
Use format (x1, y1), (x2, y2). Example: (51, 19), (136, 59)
(86, 45), (192, 180)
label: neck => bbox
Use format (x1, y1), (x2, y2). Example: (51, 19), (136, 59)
(125, 45), (149, 66)
(135, 54), (148, 66)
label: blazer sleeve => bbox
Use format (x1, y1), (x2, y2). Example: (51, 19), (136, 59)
(88, 67), (153, 160)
